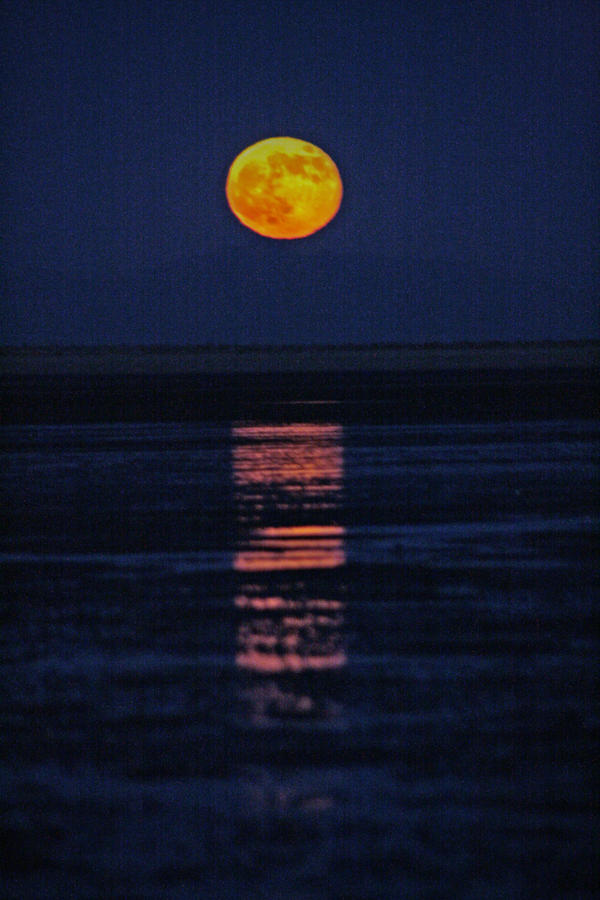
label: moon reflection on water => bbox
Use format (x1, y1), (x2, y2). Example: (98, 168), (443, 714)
(231, 423), (347, 726)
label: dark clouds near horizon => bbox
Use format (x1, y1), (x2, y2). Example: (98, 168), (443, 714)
(2, 0), (598, 344)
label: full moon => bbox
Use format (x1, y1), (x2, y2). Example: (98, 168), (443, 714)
(225, 136), (343, 239)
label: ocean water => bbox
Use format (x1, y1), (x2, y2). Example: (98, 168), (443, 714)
(1, 414), (598, 898)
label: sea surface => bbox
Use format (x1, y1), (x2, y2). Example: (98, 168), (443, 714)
(1, 409), (598, 898)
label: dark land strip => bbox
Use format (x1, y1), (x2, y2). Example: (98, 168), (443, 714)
(1, 342), (598, 424)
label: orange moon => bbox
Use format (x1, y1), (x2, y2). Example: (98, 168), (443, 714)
(225, 137), (343, 239)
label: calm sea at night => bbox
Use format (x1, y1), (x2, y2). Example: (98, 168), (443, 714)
(2, 398), (598, 897)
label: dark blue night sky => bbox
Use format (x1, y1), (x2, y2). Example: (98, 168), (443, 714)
(2, 0), (598, 344)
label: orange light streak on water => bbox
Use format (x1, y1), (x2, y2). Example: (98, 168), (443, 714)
(232, 421), (347, 678)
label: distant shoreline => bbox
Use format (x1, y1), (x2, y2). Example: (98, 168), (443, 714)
(1, 341), (598, 375)
(2, 343), (597, 424)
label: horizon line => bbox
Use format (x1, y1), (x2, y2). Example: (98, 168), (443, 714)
(3, 338), (599, 353)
